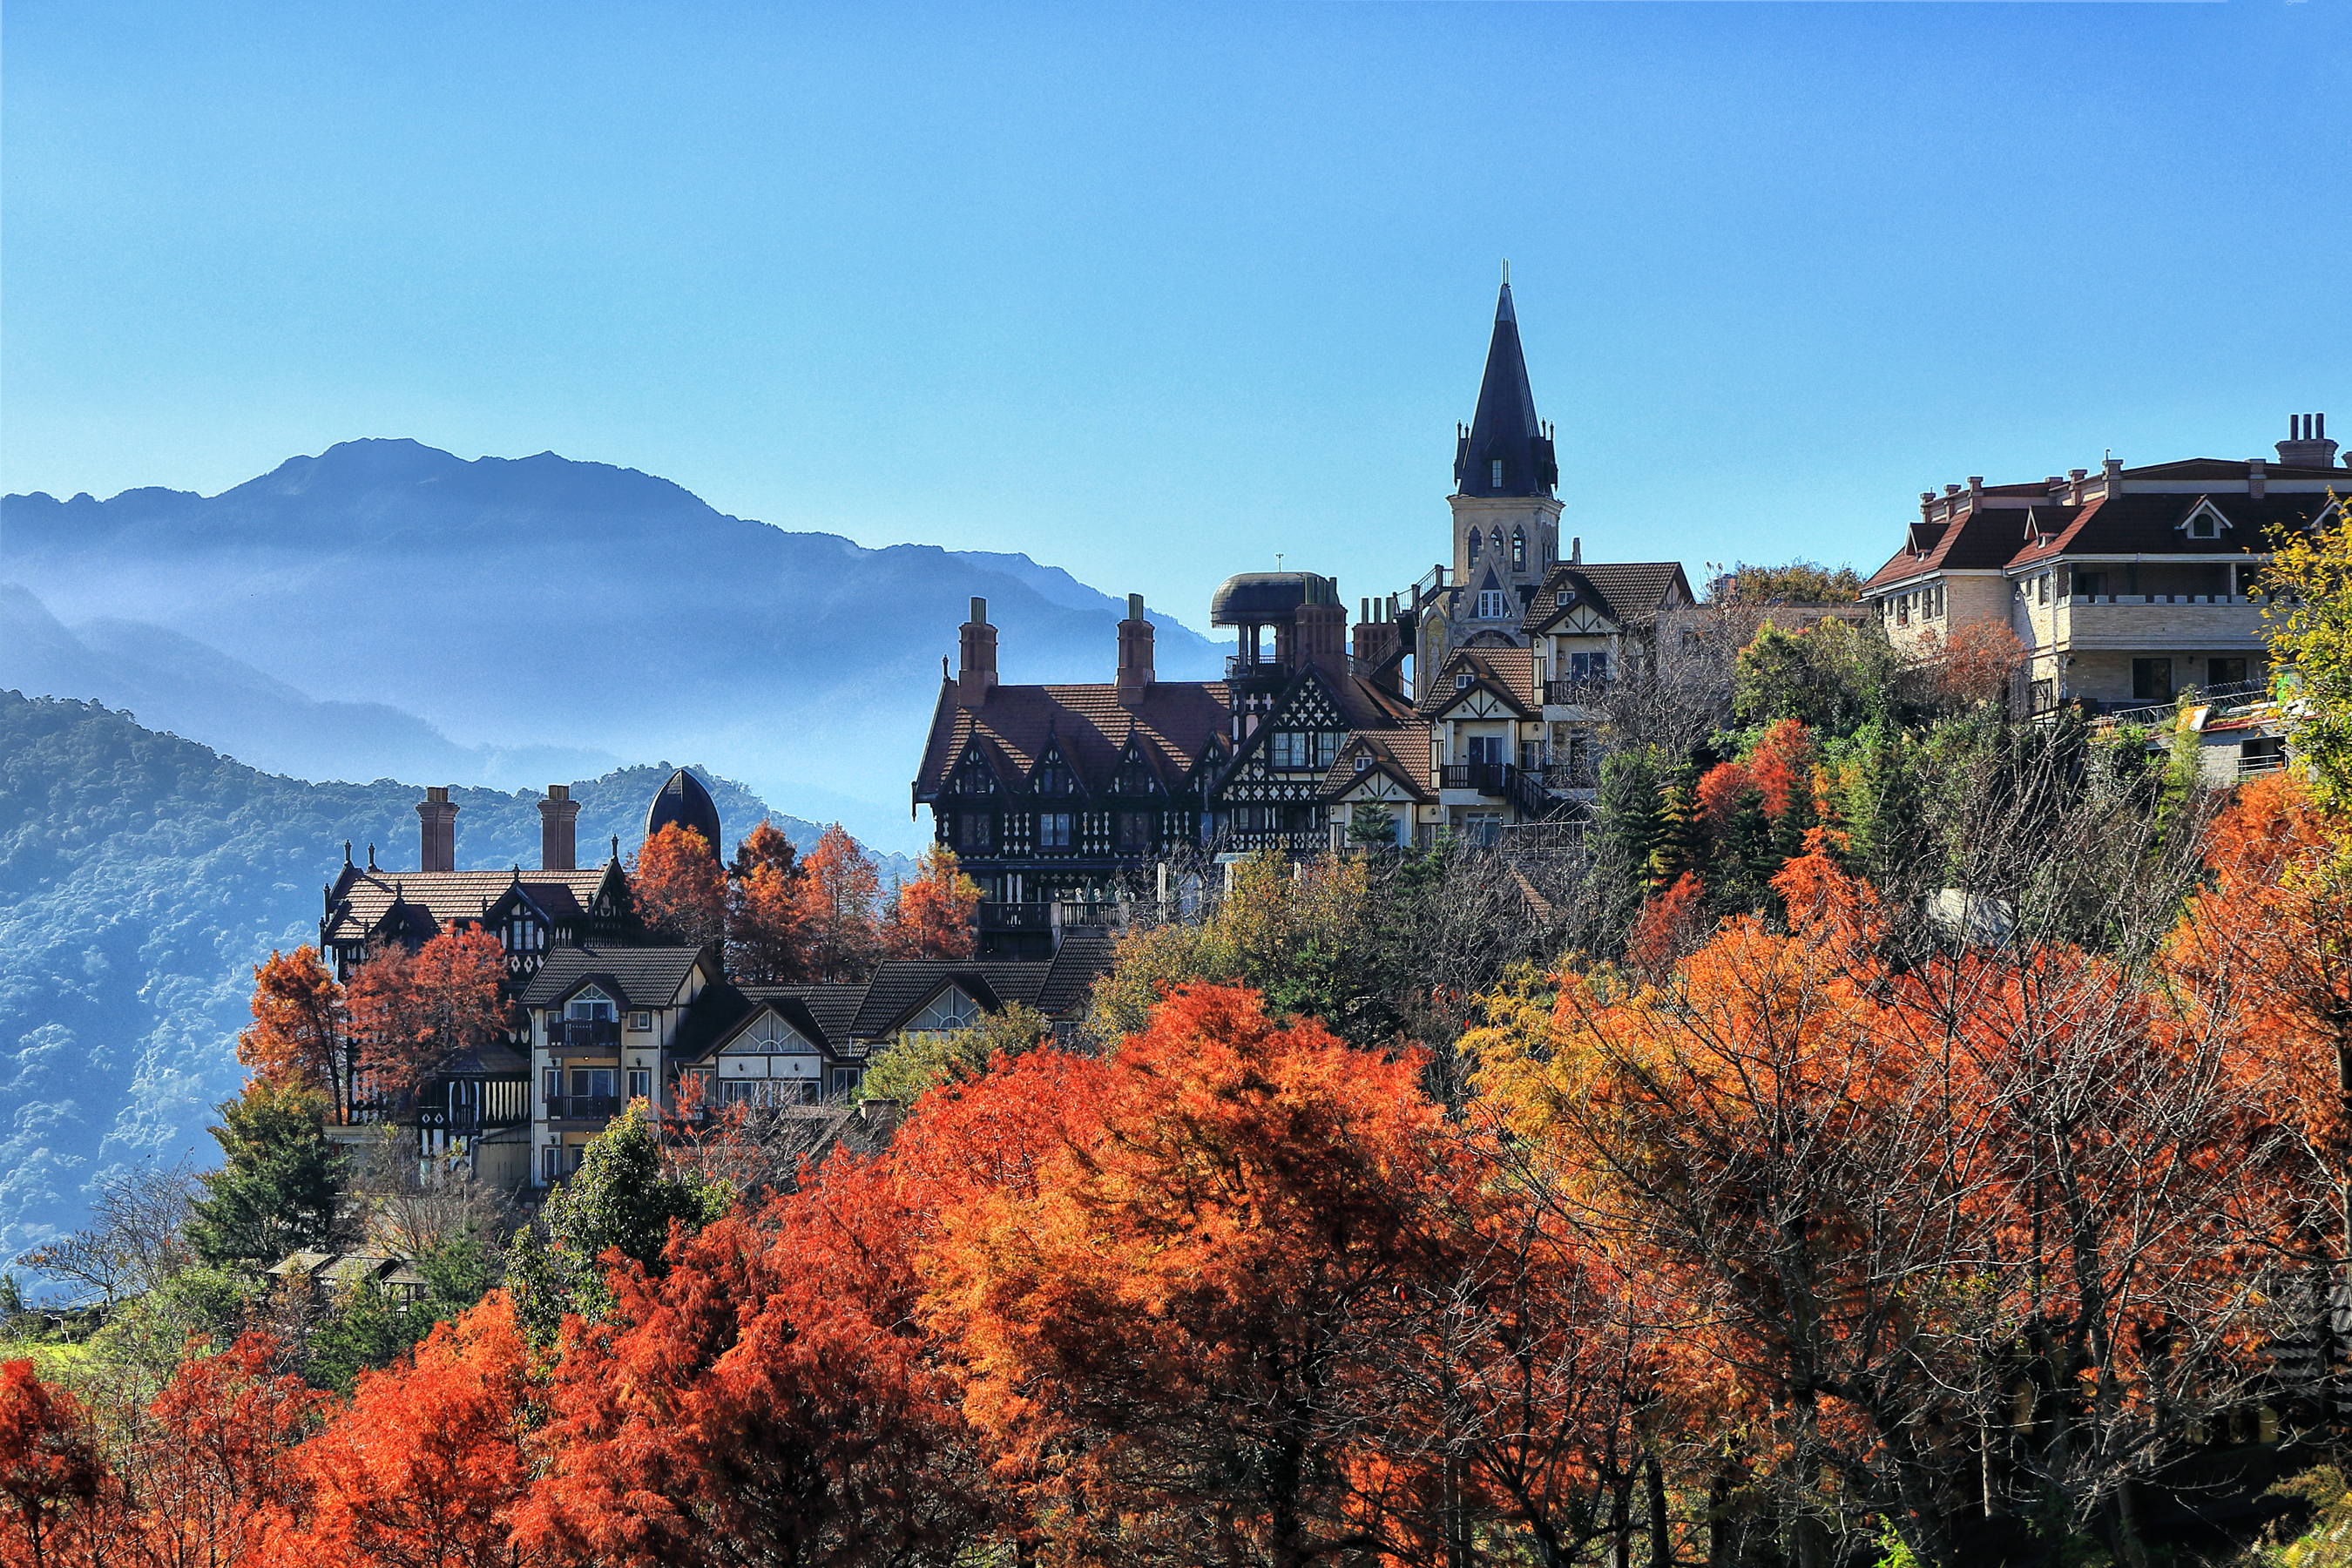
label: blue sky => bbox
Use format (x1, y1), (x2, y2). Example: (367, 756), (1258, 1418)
(6, 1), (2347, 632)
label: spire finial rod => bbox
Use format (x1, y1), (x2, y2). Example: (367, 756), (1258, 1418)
(1502, 259), (1510, 287)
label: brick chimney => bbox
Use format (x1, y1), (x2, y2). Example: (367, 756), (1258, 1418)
(417, 787), (457, 873)
(538, 784), (580, 871)
(1352, 598), (1403, 695)
(957, 598), (998, 709)
(2277, 413), (2340, 470)
(1116, 593), (1154, 706)
(1294, 585), (1348, 681)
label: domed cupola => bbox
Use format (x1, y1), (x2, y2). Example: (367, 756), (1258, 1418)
(645, 768), (723, 862)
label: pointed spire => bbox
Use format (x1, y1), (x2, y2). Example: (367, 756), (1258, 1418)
(1454, 269), (1557, 498)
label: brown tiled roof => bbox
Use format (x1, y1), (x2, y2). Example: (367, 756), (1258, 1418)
(1862, 502), (2051, 591)
(1317, 736), (1432, 803)
(761, 985), (869, 1055)
(912, 679), (1233, 802)
(1872, 490), (2338, 587)
(1418, 645), (1537, 720)
(1037, 930), (1118, 1017)
(323, 865), (616, 945)
(1521, 561), (1692, 632)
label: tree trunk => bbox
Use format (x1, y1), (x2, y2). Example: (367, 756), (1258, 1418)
(1647, 1454), (1673, 1567)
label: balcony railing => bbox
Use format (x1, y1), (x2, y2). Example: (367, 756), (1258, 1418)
(557, 1019), (620, 1052)
(2065, 592), (2258, 606)
(978, 901), (1051, 932)
(2239, 749), (2288, 777)
(1057, 900), (1122, 928)
(1543, 679), (1608, 706)
(1440, 762), (1512, 797)
(544, 1095), (620, 1123)
(1226, 654), (1292, 681)
(418, 1105), (529, 1132)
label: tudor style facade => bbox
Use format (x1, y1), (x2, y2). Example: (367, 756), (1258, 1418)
(1862, 416), (2349, 726)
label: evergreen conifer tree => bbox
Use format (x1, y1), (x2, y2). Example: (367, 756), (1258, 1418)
(1646, 761), (1709, 892)
(1592, 750), (1662, 950)
(185, 1078), (348, 1268)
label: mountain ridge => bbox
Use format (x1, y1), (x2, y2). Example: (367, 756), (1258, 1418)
(3, 439), (1227, 852)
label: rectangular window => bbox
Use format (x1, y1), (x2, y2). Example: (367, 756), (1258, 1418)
(543, 1146), (560, 1181)
(1568, 651), (1608, 682)
(958, 812), (992, 851)
(627, 1010), (652, 1032)
(543, 1068), (559, 1105)
(1466, 734), (1504, 765)
(1269, 732), (1303, 768)
(1490, 459), (1504, 489)
(1477, 590), (1507, 619)
(570, 1145), (585, 1174)
(1116, 812), (1151, 852)
(2037, 574), (2050, 605)
(1038, 812), (1072, 848)
(627, 1069), (652, 1102)
(1317, 731), (1339, 767)
(829, 1065), (862, 1099)
(2132, 658), (2174, 702)
(2207, 657), (2247, 688)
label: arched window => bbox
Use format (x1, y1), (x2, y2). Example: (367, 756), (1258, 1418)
(1489, 527), (1504, 562)
(1465, 529), (1483, 562)
(1511, 528), (1527, 570)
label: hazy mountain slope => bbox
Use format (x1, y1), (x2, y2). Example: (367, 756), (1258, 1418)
(2, 441), (1226, 853)
(1, 584), (620, 788)
(0, 690), (896, 1263)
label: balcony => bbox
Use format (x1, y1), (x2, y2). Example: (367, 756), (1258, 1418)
(1543, 679), (1608, 706)
(1226, 653), (1292, 683)
(2058, 596), (2266, 652)
(554, 1018), (620, 1053)
(978, 901), (1051, 932)
(1440, 762), (1512, 797)
(1057, 900), (1122, 929)
(544, 1095), (621, 1124)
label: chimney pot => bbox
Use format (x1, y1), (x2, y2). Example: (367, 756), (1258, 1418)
(2277, 412), (2340, 471)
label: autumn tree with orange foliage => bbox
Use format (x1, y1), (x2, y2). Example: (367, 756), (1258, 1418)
(237, 945), (350, 1119)
(794, 824), (882, 983)
(881, 845), (982, 961)
(111, 1331), (325, 1565)
(255, 1295), (548, 1568)
(344, 927), (513, 1105)
(514, 1155), (986, 1567)
(0, 1360), (109, 1568)
(1476, 848), (2306, 1568)
(632, 821), (726, 950)
(923, 983), (1484, 1566)
(724, 820), (804, 983)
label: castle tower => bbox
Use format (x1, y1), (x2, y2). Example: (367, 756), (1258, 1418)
(1442, 270), (1563, 648)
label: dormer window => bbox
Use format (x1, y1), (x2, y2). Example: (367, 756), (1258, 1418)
(1355, 755), (1372, 773)
(1490, 459), (1504, 490)
(1455, 672), (1473, 691)
(2181, 500), (2230, 541)
(1034, 759), (1074, 795)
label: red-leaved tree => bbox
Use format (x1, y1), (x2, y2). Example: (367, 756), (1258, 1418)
(633, 823), (727, 950)
(0, 1360), (110, 1568)
(725, 821), (805, 983)
(344, 928), (514, 1106)
(237, 946), (350, 1120)
(881, 845), (982, 961)
(793, 825), (881, 983)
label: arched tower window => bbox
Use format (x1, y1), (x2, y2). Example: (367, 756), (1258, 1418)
(1489, 527), (1503, 562)
(1466, 529), (1483, 562)
(1511, 527), (1527, 571)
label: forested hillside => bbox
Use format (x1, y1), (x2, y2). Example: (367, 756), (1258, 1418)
(0, 689), (891, 1259)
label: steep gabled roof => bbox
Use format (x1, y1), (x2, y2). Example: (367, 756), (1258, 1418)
(1418, 645), (1537, 720)
(848, 960), (1063, 1040)
(1521, 561), (1693, 633)
(520, 943), (711, 1010)
(760, 984), (869, 1055)
(1863, 502), (2049, 591)
(671, 983), (843, 1064)
(323, 864), (621, 947)
(913, 679), (1233, 804)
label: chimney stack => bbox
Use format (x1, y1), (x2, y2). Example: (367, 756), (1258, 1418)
(2248, 457), (2267, 500)
(1571, 536), (1582, 564)
(957, 597), (998, 709)
(1116, 592), (1155, 706)
(538, 784), (580, 871)
(2277, 412), (2340, 470)
(417, 787), (457, 873)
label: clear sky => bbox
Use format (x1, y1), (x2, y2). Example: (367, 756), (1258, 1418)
(6, 1), (2347, 632)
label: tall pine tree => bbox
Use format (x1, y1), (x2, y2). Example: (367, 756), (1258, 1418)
(1592, 750), (1662, 952)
